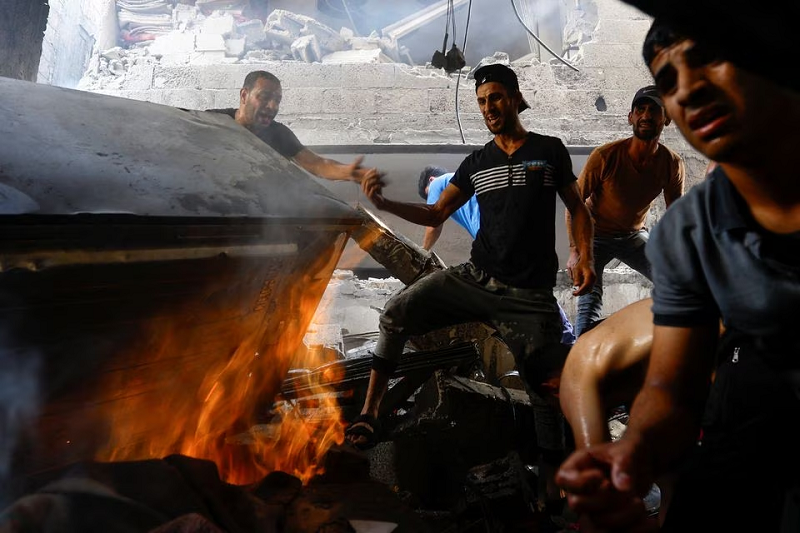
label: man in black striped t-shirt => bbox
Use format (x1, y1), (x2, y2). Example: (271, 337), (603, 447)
(346, 64), (596, 479)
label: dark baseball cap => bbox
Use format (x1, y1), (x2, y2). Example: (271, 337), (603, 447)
(474, 63), (531, 113)
(631, 85), (664, 110)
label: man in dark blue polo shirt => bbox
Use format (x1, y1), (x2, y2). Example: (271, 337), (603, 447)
(556, 18), (800, 533)
(346, 64), (596, 473)
(210, 70), (379, 182)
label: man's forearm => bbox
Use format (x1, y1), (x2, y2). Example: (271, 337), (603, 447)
(622, 383), (705, 476)
(422, 225), (444, 250)
(561, 380), (608, 449)
(623, 324), (718, 476)
(565, 209), (575, 248)
(377, 197), (447, 228)
(569, 203), (594, 260)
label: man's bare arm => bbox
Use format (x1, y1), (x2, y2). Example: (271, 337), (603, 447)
(560, 181), (596, 295)
(422, 224), (444, 250)
(622, 323), (718, 477)
(293, 149), (374, 182)
(560, 298), (655, 449)
(362, 176), (470, 228)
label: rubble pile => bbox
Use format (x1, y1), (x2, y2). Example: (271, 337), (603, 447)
(81, 1), (410, 89)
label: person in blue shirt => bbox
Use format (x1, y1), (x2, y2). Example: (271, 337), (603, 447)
(417, 166), (481, 250)
(418, 165), (576, 346)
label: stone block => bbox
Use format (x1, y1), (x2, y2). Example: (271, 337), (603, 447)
(189, 51), (229, 65)
(271, 62), (344, 88)
(321, 49), (391, 64)
(581, 42), (646, 69)
(212, 88), (239, 109)
(394, 65), (452, 89)
(195, 33), (226, 52)
(580, 66), (652, 93)
(291, 34), (323, 63)
(340, 63), (396, 88)
(595, 0), (651, 21)
(159, 53), (192, 66)
(279, 87), (325, 114)
(375, 89), (430, 114)
(201, 12), (236, 37)
(160, 88), (217, 110)
(149, 32), (196, 57)
(121, 63), (154, 90)
(197, 63), (261, 89)
(237, 19), (267, 49)
(593, 18), (653, 44)
(153, 64), (202, 89)
(515, 62), (558, 89)
(225, 37), (246, 58)
(321, 88), (377, 115)
(428, 87), (480, 115)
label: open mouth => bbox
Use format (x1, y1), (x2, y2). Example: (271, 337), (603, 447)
(257, 113), (274, 125)
(687, 105), (732, 140)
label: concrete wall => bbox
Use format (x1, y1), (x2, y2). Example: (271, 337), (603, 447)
(38, 0), (118, 88)
(0, 0), (50, 81)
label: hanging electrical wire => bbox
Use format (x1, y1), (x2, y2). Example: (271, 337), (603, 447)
(511, 0), (578, 72)
(454, 0), (473, 144)
(341, 0), (360, 37)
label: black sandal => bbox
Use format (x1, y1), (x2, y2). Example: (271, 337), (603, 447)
(344, 414), (382, 450)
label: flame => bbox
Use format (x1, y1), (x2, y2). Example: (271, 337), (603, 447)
(96, 234), (349, 485)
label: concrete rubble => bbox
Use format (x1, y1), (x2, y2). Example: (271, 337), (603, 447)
(85, 1), (408, 87)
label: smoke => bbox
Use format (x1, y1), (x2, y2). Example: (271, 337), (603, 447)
(0, 341), (42, 507)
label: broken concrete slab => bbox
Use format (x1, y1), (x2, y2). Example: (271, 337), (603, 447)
(291, 34), (323, 63)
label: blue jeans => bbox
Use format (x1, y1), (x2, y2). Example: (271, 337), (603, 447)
(575, 230), (652, 336)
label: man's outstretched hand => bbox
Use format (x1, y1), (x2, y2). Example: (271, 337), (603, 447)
(361, 170), (387, 208)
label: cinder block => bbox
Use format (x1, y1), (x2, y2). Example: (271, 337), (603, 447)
(196, 34), (226, 52)
(160, 88), (217, 110)
(581, 43), (646, 69)
(202, 12), (236, 37)
(225, 38), (246, 58)
(375, 88), (430, 114)
(595, 0), (651, 21)
(279, 87), (325, 114)
(428, 87), (480, 115)
(515, 62), (558, 89)
(124, 63), (154, 90)
(153, 65), (202, 89)
(394, 65), (452, 89)
(593, 18), (653, 44)
(340, 63), (396, 88)
(550, 65), (600, 91)
(579, 66), (652, 93)
(198, 63), (262, 89)
(321, 88), (377, 115)
(271, 62), (345, 88)
(210, 88), (238, 109)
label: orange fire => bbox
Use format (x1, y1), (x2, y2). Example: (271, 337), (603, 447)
(96, 235), (349, 485)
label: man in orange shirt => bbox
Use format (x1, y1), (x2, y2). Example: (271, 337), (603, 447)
(567, 86), (684, 336)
